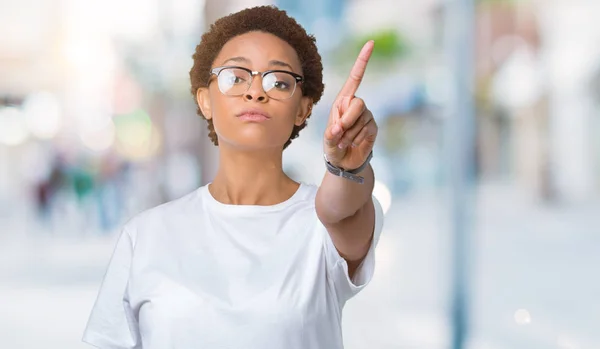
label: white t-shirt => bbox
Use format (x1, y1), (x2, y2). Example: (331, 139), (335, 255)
(82, 182), (384, 349)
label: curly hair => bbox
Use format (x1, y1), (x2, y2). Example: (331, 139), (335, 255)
(189, 5), (325, 149)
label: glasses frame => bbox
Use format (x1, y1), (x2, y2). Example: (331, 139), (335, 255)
(209, 66), (304, 100)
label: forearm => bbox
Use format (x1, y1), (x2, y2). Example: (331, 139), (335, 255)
(315, 164), (375, 224)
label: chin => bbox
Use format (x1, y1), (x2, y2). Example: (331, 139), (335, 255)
(221, 136), (286, 151)
(215, 123), (293, 150)
(235, 129), (287, 147)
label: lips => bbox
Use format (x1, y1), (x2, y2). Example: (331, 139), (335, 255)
(236, 109), (271, 122)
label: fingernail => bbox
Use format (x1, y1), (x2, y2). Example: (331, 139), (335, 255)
(338, 142), (346, 149)
(351, 142), (357, 148)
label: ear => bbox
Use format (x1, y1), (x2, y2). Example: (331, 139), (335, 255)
(294, 96), (313, 126)
(196, 87), (212, 120)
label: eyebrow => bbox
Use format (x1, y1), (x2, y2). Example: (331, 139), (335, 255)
(221, 56), (295, 71)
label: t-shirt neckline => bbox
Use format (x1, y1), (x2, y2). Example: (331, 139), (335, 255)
(200, 182), (308, 214)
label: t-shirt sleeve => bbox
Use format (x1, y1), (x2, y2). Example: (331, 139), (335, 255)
(322, 195), (385, 305)
(82, 225), (141, 349)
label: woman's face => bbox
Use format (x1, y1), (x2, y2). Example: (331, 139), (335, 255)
(197, 31), (312, 151)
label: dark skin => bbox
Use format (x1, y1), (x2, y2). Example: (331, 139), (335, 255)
(196, 31), (378, 279)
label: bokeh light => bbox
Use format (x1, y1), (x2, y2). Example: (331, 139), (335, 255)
(22, 92), (63, 139)
(114, 109), (161, 160)
(0, 107), (29, 146)
(373, 180), (392, 214)
(514, 309), (532, 325)
(79, 119), (116, 152)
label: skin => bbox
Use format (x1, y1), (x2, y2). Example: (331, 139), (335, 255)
(196, 31), (378, 279)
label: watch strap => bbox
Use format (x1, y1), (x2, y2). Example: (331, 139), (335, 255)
(323, 150), (373, 184)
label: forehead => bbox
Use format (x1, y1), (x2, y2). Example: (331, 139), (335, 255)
(215, 31), (302, 71)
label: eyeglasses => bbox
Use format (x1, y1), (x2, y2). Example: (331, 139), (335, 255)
(209, 66), (304, 100)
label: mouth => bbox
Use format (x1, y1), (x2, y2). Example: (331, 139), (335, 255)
(236, 109), (271, 122)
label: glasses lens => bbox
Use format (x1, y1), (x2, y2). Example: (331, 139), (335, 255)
(262, 72), (297, 100)
(217, 68), (251, 96)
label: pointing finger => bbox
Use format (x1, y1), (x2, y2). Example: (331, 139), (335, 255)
(337, 40), (375, 99)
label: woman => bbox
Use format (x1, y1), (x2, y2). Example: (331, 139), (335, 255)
(83, 5), (384, 349)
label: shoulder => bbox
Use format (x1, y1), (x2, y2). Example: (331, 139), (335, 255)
(122, 186), (205, 244)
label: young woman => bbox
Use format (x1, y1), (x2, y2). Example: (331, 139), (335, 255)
(83, 5), (384, 349)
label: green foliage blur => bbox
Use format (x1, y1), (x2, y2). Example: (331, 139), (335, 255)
(332, 28), (410, 73)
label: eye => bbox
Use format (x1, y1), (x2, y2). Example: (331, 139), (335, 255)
(229, 74), (247, 85)
(273, 80), (290, 90)
(216, 68), (251, 95)
(219, 68), (248, 86)
(263, 72), (294, 92)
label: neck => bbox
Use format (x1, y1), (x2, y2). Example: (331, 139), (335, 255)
(209, 144), (298, 205)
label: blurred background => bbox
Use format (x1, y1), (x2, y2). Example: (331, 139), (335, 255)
(1, 0), (599, 348)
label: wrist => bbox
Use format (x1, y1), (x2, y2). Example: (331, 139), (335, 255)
(324, 150), (373, 184)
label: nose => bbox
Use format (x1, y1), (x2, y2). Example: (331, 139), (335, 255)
(243, 75), (268, 102)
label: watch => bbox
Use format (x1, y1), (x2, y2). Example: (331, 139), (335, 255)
(323, 150), (373, 184)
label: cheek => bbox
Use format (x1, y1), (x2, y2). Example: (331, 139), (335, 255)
(207, 95), (230, 131)
(275, 107), (300, 133)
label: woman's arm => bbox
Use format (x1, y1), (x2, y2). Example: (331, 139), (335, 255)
(316, 165), (375, 279)
(315, 41), (378, 279)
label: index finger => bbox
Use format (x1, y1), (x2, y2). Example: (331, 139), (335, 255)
(338, 40), (375, 98)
